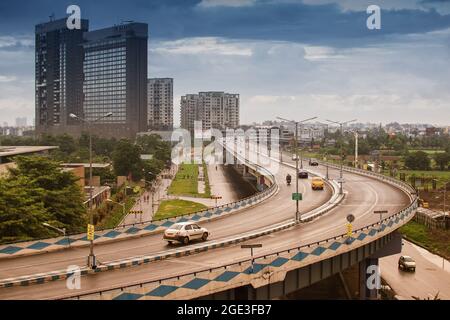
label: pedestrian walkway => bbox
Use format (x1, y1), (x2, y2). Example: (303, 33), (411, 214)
(119, 166), (176, 226)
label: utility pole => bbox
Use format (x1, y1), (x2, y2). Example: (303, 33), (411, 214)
(70, 112), (112, 269)
(354, 131), (358, 168)
(326, 119), (357, 195)
(277, 116), (317, 222)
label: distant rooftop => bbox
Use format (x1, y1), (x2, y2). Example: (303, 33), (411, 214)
(0, 146), (58, 158)
(61, 163), (111, 169)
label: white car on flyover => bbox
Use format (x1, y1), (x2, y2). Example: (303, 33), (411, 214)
(163, 222), (209, 245)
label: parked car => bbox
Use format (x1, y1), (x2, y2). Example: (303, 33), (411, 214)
(292, 154), (298, 161)
(398, 255), (416, 272)
(309, 159), (319, 166)
(298, 171), (308, 179)
(311, 177), (324, 190)
(163, 222), (209, 245)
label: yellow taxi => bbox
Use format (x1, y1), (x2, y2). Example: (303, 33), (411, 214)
(311, 177), (324, 190)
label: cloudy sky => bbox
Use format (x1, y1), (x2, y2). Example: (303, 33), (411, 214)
(1, 0), (450, 126)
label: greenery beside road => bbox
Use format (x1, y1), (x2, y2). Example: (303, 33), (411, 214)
(153, 199), (207, 220)
(168, 163), (199, 195)
(0, 133), (172, 242)
(0, 156), (86, 244)
(97, 195), (136, 229)
(168, 162), (211, 198)
(399, 221), (450, 259)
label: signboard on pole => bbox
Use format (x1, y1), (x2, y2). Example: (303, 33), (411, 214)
(87, 224), (95, 241)
(346, 223), (353, 237)
(292, 193), (302, 201)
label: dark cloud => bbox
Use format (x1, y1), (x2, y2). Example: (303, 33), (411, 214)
(0, 0), (450, 47)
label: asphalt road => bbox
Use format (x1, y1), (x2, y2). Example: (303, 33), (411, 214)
(0, 152), (410, 299)
(380, 240), (450, 300)
(0, 163), (330, 282)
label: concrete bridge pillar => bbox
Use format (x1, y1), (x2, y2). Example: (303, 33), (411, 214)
(359, 257), (380, 300)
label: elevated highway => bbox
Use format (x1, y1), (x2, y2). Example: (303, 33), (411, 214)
(0, 139), (415, 299)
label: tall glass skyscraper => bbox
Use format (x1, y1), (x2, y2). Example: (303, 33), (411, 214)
(35, 19), (148, 138)
(35, 18), (88, 135)
(82, 23), (148, 138)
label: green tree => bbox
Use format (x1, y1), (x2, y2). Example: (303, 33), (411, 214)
(7, 156), (86, 233)
(434, 152), (450, 171)
(404, 151), (431, 170)
(0, 176), (52, 243)
(112, 139), (144, 181)
(143, 158), (164, 181)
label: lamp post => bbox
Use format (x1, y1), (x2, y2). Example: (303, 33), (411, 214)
(43, 223), (69, 247)
(144, 172), (157, 215)
(70, 111), (112, 269)
(106, 199), (126, 220)
(326, 119), (357, 195)
(277, 116), (317, 222)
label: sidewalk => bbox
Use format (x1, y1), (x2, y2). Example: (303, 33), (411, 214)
(119, 166), (175, 225)
(380, 239), (450, 300)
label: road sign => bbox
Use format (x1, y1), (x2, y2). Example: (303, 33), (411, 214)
(87, 224), (95, 241)
(241, 244), (262, 274)
(337, 178), (345, 184)
(374, 210), (388, 214)
(346, 214), (355, 223)
(292, 193), (302, 201)
(346, 223), (353, 237)
(211, 195), (222, 200)
(241, 244), (263, 249)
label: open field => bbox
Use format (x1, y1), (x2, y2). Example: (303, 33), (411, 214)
(409, 149), (446, 154)
(153, 199), (207, 220)
(168, 163), (211, 198)
(168, 163), (199, 195)
(399, 221), (450, 260)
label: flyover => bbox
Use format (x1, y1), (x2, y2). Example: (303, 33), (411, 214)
(0, 138), (415, 299)
(0, 141), (333, 295)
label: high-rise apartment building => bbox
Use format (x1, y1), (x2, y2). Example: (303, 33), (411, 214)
(83, 23), (148, 138)
(147, 78), (173, 130)
(180, 92), (239, 132)
(35, 18), (88, 135)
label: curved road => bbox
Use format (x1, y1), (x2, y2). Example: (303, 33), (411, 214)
(0, 152), (410, 299)
(0, 163), (330, 282)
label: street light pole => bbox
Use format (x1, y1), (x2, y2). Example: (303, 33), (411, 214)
(326, 119), (357, 195)
(43, 223), (68, 246)
(295, 122), (299, 220)
(70, 111), (112, 269)
(277, 116), (317, 222)
(106, 199), (125, 220)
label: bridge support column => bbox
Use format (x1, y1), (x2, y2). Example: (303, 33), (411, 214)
(359, 257), (380, 300)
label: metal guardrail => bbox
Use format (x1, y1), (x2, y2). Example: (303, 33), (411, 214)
(63, 193), (417, 300)
(61, 148), (417, 300)
(1, 154), (277, 250)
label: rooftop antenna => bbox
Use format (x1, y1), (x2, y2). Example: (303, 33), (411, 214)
(49, 13), (55, 21)
(121, 20), (134, 25)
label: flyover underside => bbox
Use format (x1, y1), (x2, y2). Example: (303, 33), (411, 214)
(200, 232), (399, 300)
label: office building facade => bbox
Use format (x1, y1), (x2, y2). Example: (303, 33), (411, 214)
(83, 23), (148, 138)
(180, 91), (239, 132)
(147, 78), (173, 130)
(35, 18), (88, 135)
(35, 19), (148, 138)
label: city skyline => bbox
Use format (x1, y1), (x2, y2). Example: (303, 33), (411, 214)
(1, 0), (450, 127)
